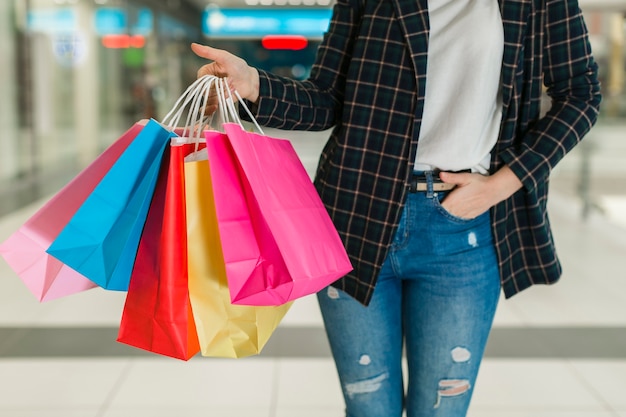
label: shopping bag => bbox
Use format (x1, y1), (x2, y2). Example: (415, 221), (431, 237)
(0, 121), (146, 301)
(117, 142), (200, 360)
(185, 154), (291, 358)
(46, 119), (175, 291)
(115, 76), (221, 360)
(205, 124), (353, 306)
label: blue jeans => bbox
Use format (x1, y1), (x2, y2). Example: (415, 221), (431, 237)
(317, 180), (501, 417)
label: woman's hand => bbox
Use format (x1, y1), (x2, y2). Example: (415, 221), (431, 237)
(438, 165), (523, 219)
(191, 43), (260, 104)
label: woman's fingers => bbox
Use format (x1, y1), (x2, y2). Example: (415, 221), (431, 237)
(191, 43), (221, 61)
(191, 43), (243, 77)
(191, 43), (260, 103)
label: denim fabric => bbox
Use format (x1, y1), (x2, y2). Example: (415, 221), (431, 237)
(317, 175), (501, 417)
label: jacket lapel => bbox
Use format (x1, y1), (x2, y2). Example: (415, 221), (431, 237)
(390, 0), (430, 98)
(499, 0), (532, 111)
(390, 0), (531, 119)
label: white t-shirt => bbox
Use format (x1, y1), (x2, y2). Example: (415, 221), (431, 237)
(414, 0), (504, 174)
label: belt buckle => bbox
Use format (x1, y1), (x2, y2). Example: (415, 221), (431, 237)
(408, 173), (427, 193)
(409, 172), (427, 193)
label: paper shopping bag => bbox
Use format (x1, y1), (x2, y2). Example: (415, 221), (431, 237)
(205, 125), (352, 306)
(185, 156), (291, 358)
(117, 142), (200, 361)
(47, 119), (175, 291)
(0, 121), (146, 301)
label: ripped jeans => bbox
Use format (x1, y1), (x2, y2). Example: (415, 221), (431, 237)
(317, 187), (501, 417)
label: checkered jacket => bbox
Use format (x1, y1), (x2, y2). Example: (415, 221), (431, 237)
(250, 0), (602, 306)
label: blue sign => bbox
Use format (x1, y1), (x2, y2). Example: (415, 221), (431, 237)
(202, 8), (332, 38)
(27, 8), (153, 36)
(94, 8), (153, 36)
(27, 9), (78, 33)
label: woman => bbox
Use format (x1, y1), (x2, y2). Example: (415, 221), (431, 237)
(192, 0), (601, 415)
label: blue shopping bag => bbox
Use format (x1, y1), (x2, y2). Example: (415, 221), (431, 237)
(47, 119), (176, 290)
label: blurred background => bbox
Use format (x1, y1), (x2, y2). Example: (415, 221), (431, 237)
(0, 0), (624, 219)
(1, 1), (626, 416)
(0, 0), (332, 215)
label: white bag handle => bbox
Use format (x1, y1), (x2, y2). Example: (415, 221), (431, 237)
(159, 76), (214, 163)
(161, 75), (213, 130)
(216, 77), (264, 135)
(161, 75), (265, 148)
(180, 76), (217, 160)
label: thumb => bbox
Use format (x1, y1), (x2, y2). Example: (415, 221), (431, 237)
(438, 171), (469, 185)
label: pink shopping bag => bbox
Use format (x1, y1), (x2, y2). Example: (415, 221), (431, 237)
(0, 121), (147, 301)
(205, 124), (352, 306)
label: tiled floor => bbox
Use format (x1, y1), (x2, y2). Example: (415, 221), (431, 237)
(1, 125), (625, 416)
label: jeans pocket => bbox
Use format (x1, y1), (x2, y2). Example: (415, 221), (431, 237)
(432, 194), (479, 224)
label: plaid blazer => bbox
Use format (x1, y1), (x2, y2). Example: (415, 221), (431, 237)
(250, 0), (601, 306)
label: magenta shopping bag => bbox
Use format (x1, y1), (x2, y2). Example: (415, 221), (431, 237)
(0, 121), (146, 302)
(205, 124), (352, 306)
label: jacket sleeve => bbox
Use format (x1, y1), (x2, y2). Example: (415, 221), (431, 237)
(242, 0), (362, 131)
(499, 0), (602, 191)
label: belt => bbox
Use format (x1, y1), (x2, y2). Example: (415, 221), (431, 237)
(408, 170), (471, 193)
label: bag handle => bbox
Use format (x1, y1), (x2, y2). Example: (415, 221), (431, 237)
(214, 77), (264, 135)
(162, 75), (265, 146)
(161, 75), (212, 129)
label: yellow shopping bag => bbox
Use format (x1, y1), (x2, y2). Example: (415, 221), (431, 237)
(185, 158), (292, 358)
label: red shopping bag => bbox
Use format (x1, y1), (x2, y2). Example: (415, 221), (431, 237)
(0, 121), (146, 301)
(117, 141), (200, 360)
(205, 124), (353, 306)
